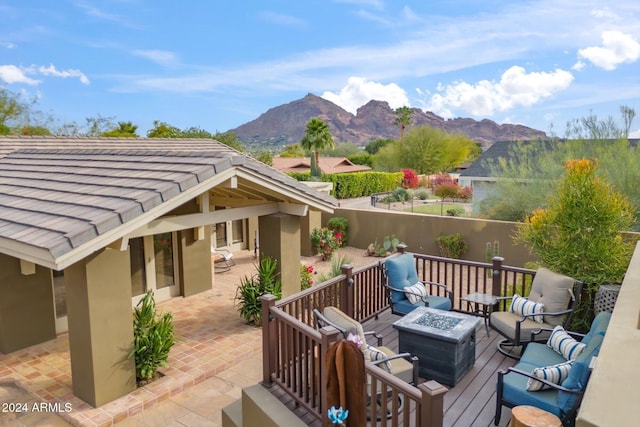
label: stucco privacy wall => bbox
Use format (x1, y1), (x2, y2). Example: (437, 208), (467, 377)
(326, 208), (535, 266)
(577, 241), (640, 426)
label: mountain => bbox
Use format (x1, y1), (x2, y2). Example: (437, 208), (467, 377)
(231, 93), (546, 149)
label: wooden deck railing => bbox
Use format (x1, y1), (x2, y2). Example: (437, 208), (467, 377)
(261, 248), (536, 426)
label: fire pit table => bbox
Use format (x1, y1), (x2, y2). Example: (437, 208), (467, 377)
(392, 307), (480, 386)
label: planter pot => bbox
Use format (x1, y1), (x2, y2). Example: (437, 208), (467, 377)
(594, 283), (622, 315)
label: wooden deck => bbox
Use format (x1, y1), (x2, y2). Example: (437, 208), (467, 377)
(274, 309), (516, 427)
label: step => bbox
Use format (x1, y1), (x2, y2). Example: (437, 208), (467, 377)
(221, 398), (242, 427)
(242, 384), (307, 427)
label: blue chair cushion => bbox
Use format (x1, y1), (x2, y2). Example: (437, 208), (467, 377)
(581, 312), (611, 346)
(385, 253), (420, 304)
(502, 361), (562, 417)
(557, 359), (588, 415)
(520, 342), (567, 368)
(392, 295), (452, 315)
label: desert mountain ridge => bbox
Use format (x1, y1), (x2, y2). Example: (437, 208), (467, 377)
(230, 93), (546, 149)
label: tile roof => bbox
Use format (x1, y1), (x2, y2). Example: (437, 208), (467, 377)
(272, 157), (371, 174)
(0, 136), (337, 268)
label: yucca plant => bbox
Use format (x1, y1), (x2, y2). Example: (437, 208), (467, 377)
(129, 291), (175, 383)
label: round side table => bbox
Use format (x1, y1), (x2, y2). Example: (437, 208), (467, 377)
(509, 405), (562, 427)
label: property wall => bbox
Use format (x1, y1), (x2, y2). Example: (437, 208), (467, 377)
(577, 241), (640, 426)
(324, 208), (536, 267)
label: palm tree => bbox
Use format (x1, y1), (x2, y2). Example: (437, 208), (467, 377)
(394, 106), (413, 139)
(301, 117), (335, 177)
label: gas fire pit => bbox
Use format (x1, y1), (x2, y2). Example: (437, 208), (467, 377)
(393, 307), (480, 386)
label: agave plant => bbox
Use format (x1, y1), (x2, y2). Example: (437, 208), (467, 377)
(235, 255), (282, 325)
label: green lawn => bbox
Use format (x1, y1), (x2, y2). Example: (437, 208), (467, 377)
(404, 202), (468, 216)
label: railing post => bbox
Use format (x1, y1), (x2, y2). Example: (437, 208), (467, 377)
(261, 294), (277, 387)
(340, 264), (354, 318)
(397, 243), (407, 254)
(319, 326), (341, 426)
(491, 256), (504, 297)
(418, 380), (448, 427)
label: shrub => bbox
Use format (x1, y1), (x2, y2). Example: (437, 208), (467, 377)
(235, 256), (282, 325)
(290, 171), (403, 199)
(434, 183), (459, 200)
(391, 187), (411, 202)
(458, 185), (473, 200)
(317, 253), (353, 283)
(446, 207), (465, 216)
(129, 291), (175, 383)
(515, 158), (636, 330)
(402, 169), (419, 188)
(311, 227), (342, 260)
(414, 190), (429, 200)
(433, 173), (455, 187)
(327, 216), (349, 247)
(436, 233), (468, 259)
(301, 264), (314, 290)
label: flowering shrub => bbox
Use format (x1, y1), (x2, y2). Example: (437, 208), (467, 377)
(434, 182), (459, 200)
(311, 227), (342, 260)
(300, 264), (314, 290)
(515, 158), (635, 330)
(433, 173), (455, 186)
(402, 168), (419, 188)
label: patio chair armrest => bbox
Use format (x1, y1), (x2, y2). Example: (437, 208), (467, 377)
(499, 367), (583, 394)
(363, 331), (384, 346)
(373, 353), (420, 385)
(421, 280), (452, 297)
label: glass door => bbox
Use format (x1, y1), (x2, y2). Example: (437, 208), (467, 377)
(131, 233), (179, 305)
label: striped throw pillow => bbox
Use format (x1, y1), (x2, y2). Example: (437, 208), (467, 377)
(526, 361), (573, 391)
(547, 325), (587, 361)
(368, 345), (392, 372)
(404, 282), (428, 304)
(509, 294), (545, 323)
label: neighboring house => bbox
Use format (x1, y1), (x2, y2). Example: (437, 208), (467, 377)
(0, 136), (336, 407)
(272, 156), (371, 174)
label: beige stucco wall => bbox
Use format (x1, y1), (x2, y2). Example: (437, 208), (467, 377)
(0, 254), (56, 353)
(577, 241), (640, 426)
(325, 208), (536, 267)
(259, 213), (301, 297)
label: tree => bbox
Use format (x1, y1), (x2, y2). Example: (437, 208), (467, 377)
(101, 121), (139, 137)
(300, 117), (335, 177)
(279, 143), (307, 157)
(394, 106), (413, 139)
(365, 138), (394, 155)
(147, 120), (181, 138)
(484, 106), (640, 226)
(254, 151), (273, 166)
(85, 115), (118, 137)
(0, 88), (54, 135)
(213, 131), (245, 152)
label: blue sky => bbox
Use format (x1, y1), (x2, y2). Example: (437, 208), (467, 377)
(1, 0), (639, 138)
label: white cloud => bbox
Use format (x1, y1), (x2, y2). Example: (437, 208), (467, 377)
(576, 31), (640, 70)
(630, 128), (640, 139)
(590, 8), (618, 19)
(38, 64), (90, 85)
(422, 66), (574, 118)
(0, 65), (40, 85)
(333, 0), (384, 9)
(1, 41), (16, 49)
(132, 49), (178, 66)
(321, 77), (409, 114)
(259, 11), (306, 28)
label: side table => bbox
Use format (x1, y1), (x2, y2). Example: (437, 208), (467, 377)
(509, 405), (561, 427)
(461, 292), (498, 336)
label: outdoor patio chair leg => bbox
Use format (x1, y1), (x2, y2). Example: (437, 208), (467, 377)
(497, 339), (523, 360)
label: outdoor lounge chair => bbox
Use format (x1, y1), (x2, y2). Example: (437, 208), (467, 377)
(381, 253), (453, 315)
(494, 312), (611, 426)
(488, 267), (582, 359)
(313, 306), (419, 386)
(313, 307), (419, 420)
(212, 248), (235, 272)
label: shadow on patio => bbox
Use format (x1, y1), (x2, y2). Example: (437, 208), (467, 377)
(0, 250), (263, 426)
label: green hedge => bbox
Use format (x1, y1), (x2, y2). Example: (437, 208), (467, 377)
(287, 171), (403, 199)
